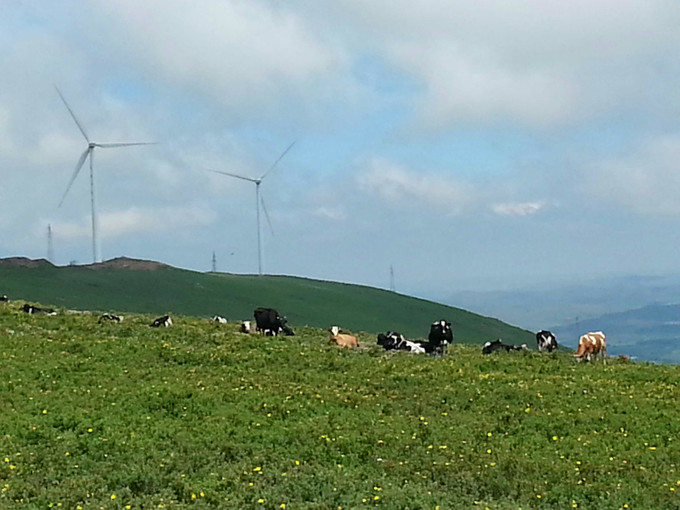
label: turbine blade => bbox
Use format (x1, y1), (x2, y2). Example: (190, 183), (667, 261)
(54, 86), (90, 142)
(58, 148), (90, 207)
(208, 168), (258, 183)
(260, 141), (296, 180)
(96, 142), (157, 148)
(260, 196), (275, 237)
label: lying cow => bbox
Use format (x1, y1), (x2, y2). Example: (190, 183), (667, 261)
(253, 307), (295, 336)
(377, 331), (426, 354)
(20, 303), (56, 315)
(150, 315), (173, 327)
(426, 320), (453, 356)
(240, 320), (254, 334)
(212, 315), (228, 324)
(0, 295), (7, 302)
(328, 326), (359, 349)
(98, 313), (124, 324)
(536, 330), (557, 352)
(574, 331), (607, 362)
(482, 339), (527, 354)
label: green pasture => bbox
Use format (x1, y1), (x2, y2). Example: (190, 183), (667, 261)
(1, 302), (679, 509)
(0, 262), (531, 343)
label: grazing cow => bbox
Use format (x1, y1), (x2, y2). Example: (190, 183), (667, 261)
(20, 303), (56, 315)
(150, 315), (173, 327)
(574, 331), (607, 362)
(426, 320), (453, 356)
(240, 320), (254, 334)
(377, 331), (426, 354)
(482, 339), (527, 354)
(536, 330), (558, 352)
(0, 295), (7, 302)
(328, 327), (360, 349)
(253, 307), (295, 336)
(98, 313), (124, 324)
(212, 315), (228, 324)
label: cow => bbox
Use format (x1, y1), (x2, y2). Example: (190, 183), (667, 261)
(212, 315), (228, 324)
(98, 313), (124, 324)
(20, 303), (56, 315)
(536, 330), (557, 352)
(328, 327), (360, 349)
(574, 331), (607, 362)
(150, 315), (173, 327)
(240, 320), (254, 334)
(377, 331), (426, 354)
(253, 307), (295, 336)
(482, 339), (527, 354)
(426, 320), (453, 356)
(0, 295), (8, 302)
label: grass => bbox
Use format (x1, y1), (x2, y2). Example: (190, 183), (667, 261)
(0, 262), (532, 343)
(1, 301), (679, 509)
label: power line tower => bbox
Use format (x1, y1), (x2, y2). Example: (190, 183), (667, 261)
(212, 251), (217, 273)
(47, 224), (54, 263)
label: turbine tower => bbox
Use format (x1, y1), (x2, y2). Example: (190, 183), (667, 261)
(55, 86), (155, 263)
(211, 142), (295, 276)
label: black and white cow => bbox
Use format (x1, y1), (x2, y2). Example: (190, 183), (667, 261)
(150, 315), (173, 327)
(240, 320), (254, 334)
(377, 331), (426, 354)
(426, 320), (453, 356)
(20, 303), (56, 315)
(0, 295), (8, 302)
(482, 339), (527, 354)
(98, 313), (124, 324)
(253, 308), (295, 336)
(212, 315), (228, 324)
(536, 330), (557, 352)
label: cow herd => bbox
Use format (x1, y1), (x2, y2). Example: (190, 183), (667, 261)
(4, 297), (610, 362)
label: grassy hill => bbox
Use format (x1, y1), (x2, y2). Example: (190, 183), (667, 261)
(1, 302), (679, 509)
(0, 257), (531, 344)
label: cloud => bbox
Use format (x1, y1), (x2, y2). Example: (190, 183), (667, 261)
(332, 0), (680, 130)
(98, 0), (350, 114)
(492, 201), (545, 216)
(49, 205), (217, 241)
(356, 157), (475, 215)
(586, 134), (680, 216)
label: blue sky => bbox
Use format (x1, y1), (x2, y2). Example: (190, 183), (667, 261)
(3, 0), (680, 299)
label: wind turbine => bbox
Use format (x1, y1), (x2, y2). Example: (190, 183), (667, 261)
(211, 141), (296, 276)
(55, 86), (155, 264)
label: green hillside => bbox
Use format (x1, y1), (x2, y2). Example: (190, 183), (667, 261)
(1, 303), (678, 509)
(0, 257), (531, 344)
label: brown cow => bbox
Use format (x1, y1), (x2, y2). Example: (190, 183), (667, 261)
(574, 331), (607, 362)
(328, 326), (359, 349)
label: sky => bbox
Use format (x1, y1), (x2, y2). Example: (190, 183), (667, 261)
(3, 0), (680, 300)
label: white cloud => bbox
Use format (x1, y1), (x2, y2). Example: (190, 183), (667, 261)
(98, 0), (350, 113)
(49, 205), (217, 241)
(492, 201), (545, 216)
(586, 134), (680, 216)
(357, 157), (475, 215)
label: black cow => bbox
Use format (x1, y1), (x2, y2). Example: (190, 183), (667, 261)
(99, 313), (124, 324)
(377, 331), (426, 353)
(482, 339), (527, 354)
(150, 315), (173, 327)
(426, 320), (453, 356)
(20, 303), (56, 315)
(253, 308), (295, 336)
(536, 330), (557, 352)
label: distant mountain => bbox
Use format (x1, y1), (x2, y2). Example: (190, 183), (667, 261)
(444, 274), (680, 332)
(0, 256), (532, 345)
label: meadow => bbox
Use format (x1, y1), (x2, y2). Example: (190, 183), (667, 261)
(1, 302), (679, 509)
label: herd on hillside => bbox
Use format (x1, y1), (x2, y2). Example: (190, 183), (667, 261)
(3, 294), (614, 362)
